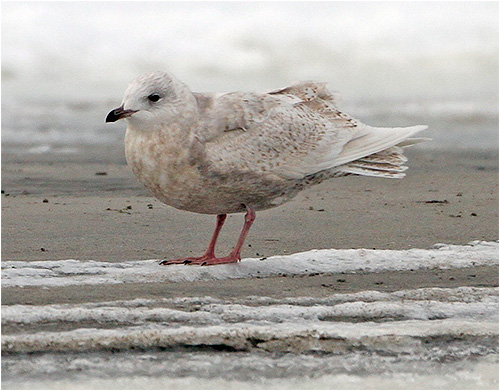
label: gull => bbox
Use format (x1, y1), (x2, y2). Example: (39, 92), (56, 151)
(106, 71), (428, 266)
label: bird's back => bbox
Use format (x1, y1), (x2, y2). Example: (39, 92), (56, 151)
(195, 81), (427, 183)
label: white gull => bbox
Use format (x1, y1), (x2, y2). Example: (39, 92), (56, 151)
(106, 71), (428, 265)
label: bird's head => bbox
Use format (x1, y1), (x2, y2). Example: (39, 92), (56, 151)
(106, 71), (196, 129)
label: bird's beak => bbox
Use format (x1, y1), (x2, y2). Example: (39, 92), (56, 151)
(105, 106), (138, 123)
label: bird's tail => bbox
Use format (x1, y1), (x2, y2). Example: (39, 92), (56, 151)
(335, 125), (429, 178)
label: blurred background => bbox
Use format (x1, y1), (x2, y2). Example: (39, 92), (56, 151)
(2, 1), (498, 152)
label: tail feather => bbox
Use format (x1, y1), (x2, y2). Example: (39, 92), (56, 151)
(330, 125), (428, 178)
(336, 128), (429, 179)
(334, 125), (428, 167)
(348, 161), (408, 173)
(357, 146), (408, 165)
(397, 137), (432, 148)
(339, 165), (407, 178)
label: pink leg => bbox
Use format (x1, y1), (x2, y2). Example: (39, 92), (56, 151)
(160, 214), (226, 265)
(160, 206), (256, 266)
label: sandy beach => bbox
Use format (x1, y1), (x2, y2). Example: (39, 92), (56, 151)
(2, 146), (498, 390)
(2, 147), (498, 306)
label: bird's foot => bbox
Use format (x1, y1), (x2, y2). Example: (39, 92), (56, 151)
(160, 254), (241, 266)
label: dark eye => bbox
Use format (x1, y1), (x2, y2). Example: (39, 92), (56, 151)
(147, 93), (161, 102)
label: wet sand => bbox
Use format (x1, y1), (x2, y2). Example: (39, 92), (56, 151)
(1, 146), (498, 306)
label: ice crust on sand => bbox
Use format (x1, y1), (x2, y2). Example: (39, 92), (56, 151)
(2, 241), (497, 288)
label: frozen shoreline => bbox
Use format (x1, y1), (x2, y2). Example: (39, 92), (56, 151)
(3, 286), (498, 389)
(2, 241), (498, 288)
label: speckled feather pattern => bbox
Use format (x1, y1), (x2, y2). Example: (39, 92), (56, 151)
(121, 72), (427, 215)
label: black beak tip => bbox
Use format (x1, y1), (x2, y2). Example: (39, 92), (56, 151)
(106, 109), (121, 123)
(106, 107), (137, 123)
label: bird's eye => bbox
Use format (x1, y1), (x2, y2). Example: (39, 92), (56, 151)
(147, 94), (161, 102)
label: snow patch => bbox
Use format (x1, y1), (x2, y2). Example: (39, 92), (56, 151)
(2, 241), (497, 288)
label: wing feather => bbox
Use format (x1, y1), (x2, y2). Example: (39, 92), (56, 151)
(199, 82), (428, 180)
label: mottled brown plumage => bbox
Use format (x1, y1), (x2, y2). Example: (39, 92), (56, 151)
(106, 71), (428, 265)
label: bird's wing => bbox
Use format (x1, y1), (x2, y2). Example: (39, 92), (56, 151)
(198, 82), (426, 180)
